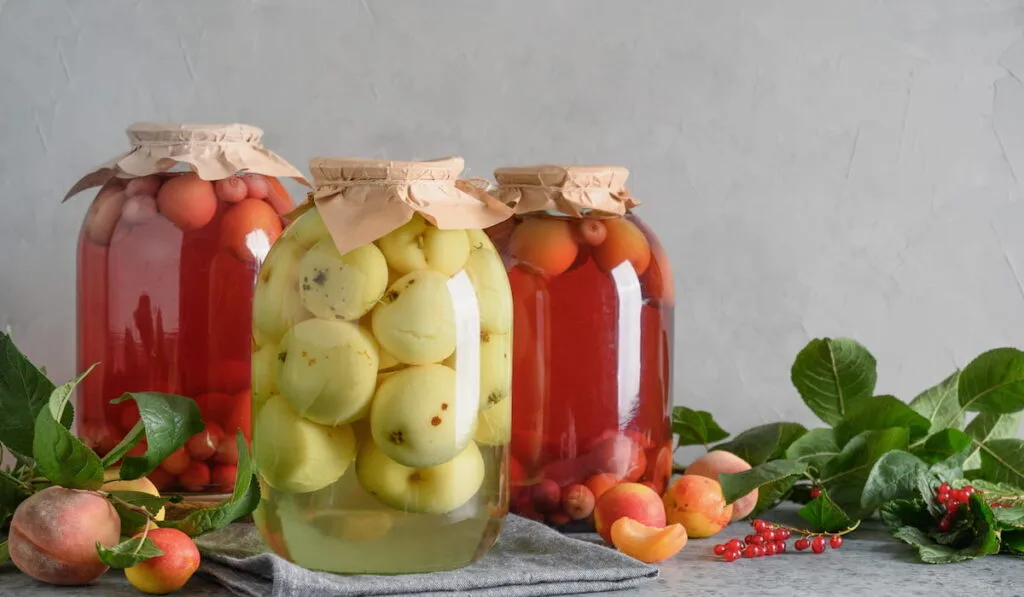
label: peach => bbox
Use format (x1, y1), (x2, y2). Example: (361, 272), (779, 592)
(508, 218), (578, 277)
(562, 484), (596, 520)
(241, 173), (270, 199)
(531, 479), (562, 513)
(593, 482), (666, 544)
(125, 175), (163, 199)
(179, 461), (211, 492)
(84, 182), (128, 246)
(686, 451), (757, 521)
(161, 447), (191, 476)
(121, 194), (158, 226)
(576, 219), (608, 246)
(185, 423), (223, 462)
(219, 198), (283, 261)
(585, 473), (620, 501)
(214, 176), (248, 203)
(211, 464), (237, 490)
(156, 172), (218, 231)
(610, 518), (687, 563)
(124, 528), (200, 595)
(662, 475), (733, 538)
(592, 217), (651, 275)
(265, 176), (295, 215)
(8, 486), (121, 585)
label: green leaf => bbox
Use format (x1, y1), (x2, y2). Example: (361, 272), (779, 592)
(0, 469), (28, 526)
(100, 422), (144, 470)
(834, 395), (931, 446)
(790, 337), (877, 426)
(96, 536), (163, 568)
(963, 412), (1020, 469)
(969, 479), (1024, 497)
(993, 507), (1024, 530)
(912, 429), (972, 465)
(718, 459), (808, 504)
(46, 363), (97, 428)
(958, 347), (1024, 414)
(711, 423), (807, 466)
(748, 476), (799, 517)
(861, 450), (929, 511)
(910, 371), (965, 433)
(32, 405), (104, 489)
(113, 392), (204, 480)
(784, 428), (840, 471)
(820, 427), (910, 517)
(885, 495), (1000, 564)
(671, 406), (729, 447)
(1003, 531), (1024, 555)
(0, 541), (8, 565)
(880, 498), (935, 531)
(0, 331), (58, 457)
(107, 490), (172, 535)
(979, 439), (1024, 487)
(798, 490), (857, 532)
(161, 433), (260, 537)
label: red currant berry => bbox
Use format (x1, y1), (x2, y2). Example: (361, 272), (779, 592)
(724, 550), (741, 562)
(775, 541), (787, 553)
(812, 537), (826, 554)
(830, 535), (843, 549)
(947, 502), (960, 515)
(749, 535), (765, 545)
(938, 518), (952, 532)
(963, 485), (975, 495)
(764, 543), (778, 556)
(810, 487), (822, 499)
(714, 544), (727, 555)
(762, 529), (776, 541)
(952, 490), (969, 504)
(938, 483), (951, 493)
(776, 529), (792, 540)
(743, 546), (758, 558)
(753, 520), (768, 533)
(795, 538), (810, 551)
(937, 491), (950, 504)
(726, 539), (743, 551)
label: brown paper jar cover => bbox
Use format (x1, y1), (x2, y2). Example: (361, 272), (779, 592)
(307, 156), (512, 256)
(493, 164), (640, 217)
(63, 122), (309, 200)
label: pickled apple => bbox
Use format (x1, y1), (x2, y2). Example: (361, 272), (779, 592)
(290, 208), (331, 249)
(376, 214), (470, 276)
(252, 342), (280, 406)
(277, 319), (379, 426)
(479, 332), (511, 410)
(254, 238), (312, 343)
(465, 246), (512, 335)
(254, 395), (357, 494)
(371, 270), (456, 364)
(299, 239), (388, 321)
(474, 393), (511, 446)
(355, 439), (485, 514)
(370, 364), (473, 468)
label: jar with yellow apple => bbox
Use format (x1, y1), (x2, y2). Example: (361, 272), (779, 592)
(250, 157), (514, 574)
(488, 165), (674, 530)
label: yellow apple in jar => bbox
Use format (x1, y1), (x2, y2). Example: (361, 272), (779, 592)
(371, 270), (456, 364)
(289, 208), (331, 249)
(463, 238), (512, 335)
(277, 319), (379, 426)
(370, 364), (473, 468)
(355, 439), (485, 514)
(376, 214), (470, 276)
(479, 331), (511, 410)
(298, 239), (388, 321)
(253, 394), (356, 494)
(474, 392), (511, 446)
(251, 342), (280, 407)
(253, 238), (312, 343)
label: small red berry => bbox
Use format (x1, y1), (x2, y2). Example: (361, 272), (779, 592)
(776, 529), (792, 540)
(810, 487), (822, 499)
(830, 535), (843, 549)
(761, 529), (776, 541)
(743, 546), (758, 558)
(775, 541), (787, 553)
(765, 543), (778, 556)
(947, 502), (960, 515)
(749, 535), (765, 545)
(938, 518), (952, 532)
(714, 544), (727, 556)
(963, 485), (975, 494)
(937, 491), (950, 504)
(938, 483), (951, 493)
(724, 550), (741, 562)
(952, 490), (968, 504)
(753, 520), (768, 532)
(795, 538), (810, 551)
(812, 537), (826, 554)
(726, 539), (743, 551)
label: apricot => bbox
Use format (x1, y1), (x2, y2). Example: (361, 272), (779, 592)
(530, 479), (562, 513)
(124, 528), (200, 595)
(645, 445), (674, 496)
(241, 173), (270, 199)
(84, 182), (128, 246)
(507, 218), (578, 277)
(576, 219), (608, 246)
(156, 173), (217, 231)
(662, 475), (732, 538)
(265, 176), (295, 215)
(589, 433), (647, 482)
(220, 198), (283, 262)
(593, 482), (666, 544)
(592, 217), (651, 275)
(585, 473), (620, 502)
(162, 447), (191, 476)
(562, 484), (596, 520)
(213, 435), (239, 465)
(212, 464), (237, 490)
(610, 518), (687, 563)
(148, 468), (175, 492)
(214, 176), (248, 203)
(185, 423), (223, 462)
(122, 194), (158, 226)
(125, 175), (163, 198)
(686, 451), (757, 521)
(179, 461), (211, 492)
(8, 486), (121, 585)
(101, 469), (166, 532)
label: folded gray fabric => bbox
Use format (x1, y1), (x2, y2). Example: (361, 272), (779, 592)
(197, 515), (658, 597)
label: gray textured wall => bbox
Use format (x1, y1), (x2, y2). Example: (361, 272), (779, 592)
(1, 0), (1023, 441)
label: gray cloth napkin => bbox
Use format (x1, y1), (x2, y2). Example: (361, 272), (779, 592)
(196, 515), (658, 597)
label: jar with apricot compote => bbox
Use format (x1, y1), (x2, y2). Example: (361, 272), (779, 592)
(488, 165), (674, 531)
(65, 122), (307, 495)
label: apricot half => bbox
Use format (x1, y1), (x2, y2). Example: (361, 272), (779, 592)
(610, 518), (687, 563)
(592, 217), (651, 275)
(507, 218), (578, 277)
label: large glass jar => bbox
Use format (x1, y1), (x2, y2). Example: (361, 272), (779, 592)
(67, 123), (307, 495)
(489, 165), (674, 531)
(251, 157), (514, 574)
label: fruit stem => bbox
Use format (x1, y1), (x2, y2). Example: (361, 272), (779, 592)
(133, 519), (152, 557)
(102, 492), (158, 522)
(770, 519), (860, 538)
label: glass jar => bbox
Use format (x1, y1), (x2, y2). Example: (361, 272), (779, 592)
(489, 165), (674, 531)
(66, 123), (307, 495)
(251, 157), (514, 574)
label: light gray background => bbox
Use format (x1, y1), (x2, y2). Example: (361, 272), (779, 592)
(1, 0), (1023, 444)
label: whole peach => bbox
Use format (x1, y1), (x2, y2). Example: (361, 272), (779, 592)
(686, 450), (757, 520)
(124, 528), (200, 595)
(593, 482), (666, 544)
(8, 486), (121, 585)
(662, 475), (733, 538)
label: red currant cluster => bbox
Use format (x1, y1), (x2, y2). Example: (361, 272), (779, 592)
(934, 483), (980, 531)
(712, 519), (843, 562)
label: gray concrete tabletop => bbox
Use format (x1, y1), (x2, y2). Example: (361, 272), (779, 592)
(2, 506), (1020, 596)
